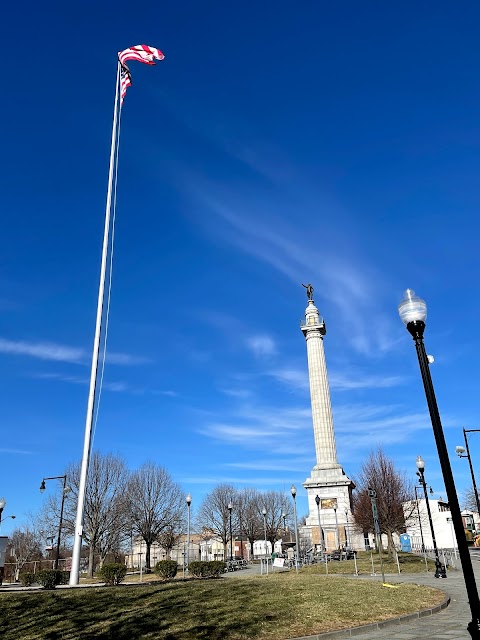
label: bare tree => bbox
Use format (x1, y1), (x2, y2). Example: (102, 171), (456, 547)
(42, 452), (130, 576)
(353, 449), (415, 559)
(239, 488), (263, 557)
(7, 528), (43, 580)
(196, 484), (238, 560)
(463, 487), (479, 514)
(260, 490), (291, 551)
(125, 462), (184, 571)
(157, 523), (184, 561)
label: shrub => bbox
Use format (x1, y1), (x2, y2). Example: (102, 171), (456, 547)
(37, 569), (65, 590)
(19, 572), (36, 587)
(188, 561), (226, 578)
(97, 563), (127, 586)
(154, 560), (178, 580)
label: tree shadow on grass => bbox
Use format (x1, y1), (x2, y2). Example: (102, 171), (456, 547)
(0, 580), (281, 640)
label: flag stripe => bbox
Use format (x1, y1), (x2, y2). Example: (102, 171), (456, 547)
(118, 44), (164, 67)
(120, 66), (132, 106)
(117, 44), (164, 107)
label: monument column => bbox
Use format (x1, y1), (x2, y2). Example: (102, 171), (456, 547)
(301, 299), (340, 470)
(300, 284), (355, 550)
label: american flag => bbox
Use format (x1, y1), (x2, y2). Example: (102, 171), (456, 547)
(118, 44), (164, 67)
(120, 65), (132, 106)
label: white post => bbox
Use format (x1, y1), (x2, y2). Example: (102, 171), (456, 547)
(353, 553), (358, 576)
(69, 62), (121, 586)
(449, 518), (458, 558)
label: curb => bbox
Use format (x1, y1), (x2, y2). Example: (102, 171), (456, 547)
(288, 594), (450, 640)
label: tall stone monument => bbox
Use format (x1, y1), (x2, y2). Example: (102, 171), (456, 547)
(300, 284), (355, 551)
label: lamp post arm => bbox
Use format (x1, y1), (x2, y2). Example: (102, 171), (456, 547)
(410, 328), (480, 629)
(464, 429), (480, 518)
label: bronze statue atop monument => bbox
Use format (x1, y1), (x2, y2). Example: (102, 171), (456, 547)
(302, 283), (314, 301)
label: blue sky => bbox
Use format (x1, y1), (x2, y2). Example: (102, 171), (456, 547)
(1, 1), (479, 534)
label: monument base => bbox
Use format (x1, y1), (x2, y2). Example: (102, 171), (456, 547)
(303, 466), (355, 551)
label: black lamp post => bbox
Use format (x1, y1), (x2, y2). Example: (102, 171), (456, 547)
(413, 485), (426, 553)
(416, 456), (446, 578)
(40, 476), (70, 570)
(186, 493), (192, 572)
(456, 428), (480, 519)
(399, 289), (480, 637)
(227, 501), (233, 561)
(290, 485), (300, 572)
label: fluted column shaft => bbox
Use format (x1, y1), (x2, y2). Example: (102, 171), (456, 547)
(305, 329), (338, 468)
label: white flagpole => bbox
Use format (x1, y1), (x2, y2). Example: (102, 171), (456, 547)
(69, 61), (121, 585)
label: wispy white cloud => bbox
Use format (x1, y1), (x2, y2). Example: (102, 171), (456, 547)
(33, 372), (130, 392)
(268, 367), (308, 391)
(267, 367), (404, 393)
(0, 448), (34, 455)
(225, 459), (311, 472)
(199, 405), (313, 456)
(182, 475), (299, 486)
(218, 387), (253, 399)
(31, 372), (176, 397)
(245, 334), (277, 358)
(184, 182), (398, 357)
(152, 390), (178, 397)
(0, 337), (149, 366)
(329, 373), (406, 391)
(0, 338), (85, 363)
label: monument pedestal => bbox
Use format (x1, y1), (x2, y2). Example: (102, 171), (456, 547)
(303, 466), (354, 551)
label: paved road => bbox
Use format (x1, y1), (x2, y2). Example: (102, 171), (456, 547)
(226, 557), (480, 639)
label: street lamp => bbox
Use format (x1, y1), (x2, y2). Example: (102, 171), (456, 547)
(456, 428), (480, 518)
(413, 485), (426, 553)
(262, 507), (268, 561)
(282, 511), (287, 540)
(399, 289), (480, 637)
(0, 498), (16, 532)
(415, 456), (446, 578)
(186, 493), (192, 573)
(315, 495), (323, 553)
(345, 510), (350, 548)
(290, 485), (300, 572)
(227, 501), (233, 561)
(40, 476), (70, 570)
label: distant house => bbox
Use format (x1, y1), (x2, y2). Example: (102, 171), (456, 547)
(404, 497), (479, 549)
(125, 533), (201, 569)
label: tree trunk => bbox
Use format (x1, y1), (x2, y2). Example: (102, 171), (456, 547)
(386, 530), (398, 562)
(145, 541), (151, 571)
(88, 545), (95, 577)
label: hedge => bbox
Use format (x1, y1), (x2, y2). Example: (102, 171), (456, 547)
(36, 570), (69, 590)
(97, 563), (127, 586)
(153, 560), (178, 580)
(188, 561), (225, 578)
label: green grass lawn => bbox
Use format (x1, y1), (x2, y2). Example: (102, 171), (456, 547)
(0, 572), (445, 640)
(301, 551), (437, 575)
